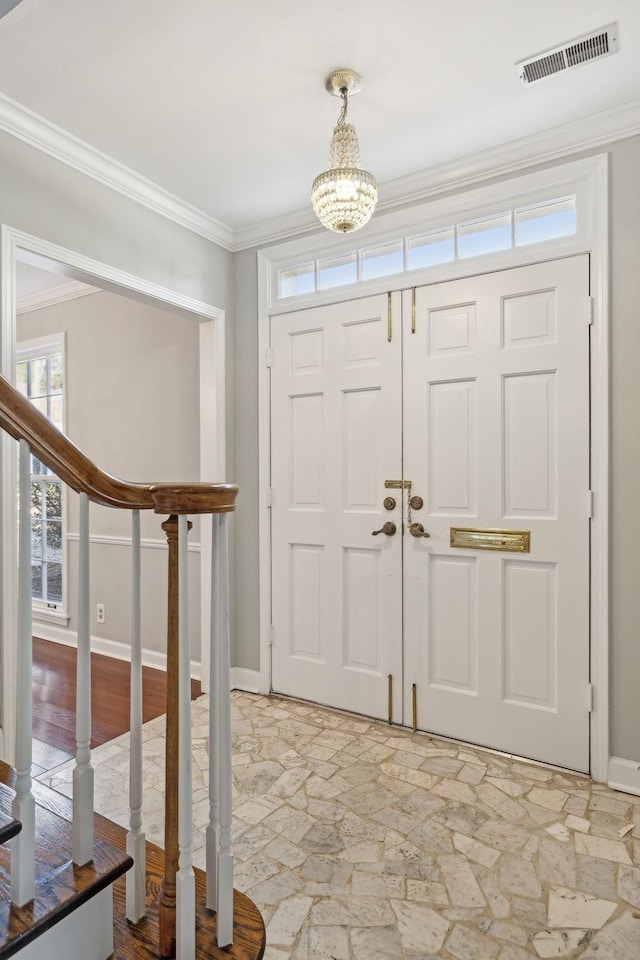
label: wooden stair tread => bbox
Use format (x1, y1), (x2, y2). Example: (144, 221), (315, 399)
(0, 784), (20, 846)
(0, 761), (133, 959)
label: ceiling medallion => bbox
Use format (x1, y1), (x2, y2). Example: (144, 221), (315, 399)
(311, 69), (377, 234)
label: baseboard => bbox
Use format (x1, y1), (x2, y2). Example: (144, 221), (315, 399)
(608, 756), (640, 797)
(230, 667), (262, 694)
(33, 624), (202, 682)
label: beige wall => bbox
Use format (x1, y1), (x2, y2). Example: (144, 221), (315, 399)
(17, 288), (203, 660)
(232, 135), (640, 764)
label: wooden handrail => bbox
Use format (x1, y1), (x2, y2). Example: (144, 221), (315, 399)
(0, 375), (238, 513)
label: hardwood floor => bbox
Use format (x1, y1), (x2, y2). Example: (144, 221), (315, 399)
(32, 637), (201, 773)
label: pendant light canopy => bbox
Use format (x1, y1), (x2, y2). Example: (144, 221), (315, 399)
(311, 69), (377, 234)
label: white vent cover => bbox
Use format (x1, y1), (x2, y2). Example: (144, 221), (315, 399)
(517, 23), (618, 85)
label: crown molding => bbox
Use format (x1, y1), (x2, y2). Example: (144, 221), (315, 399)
(17, 278), (98, 314)
(0, 92), (234, 251)
(233, 98), (640, 251)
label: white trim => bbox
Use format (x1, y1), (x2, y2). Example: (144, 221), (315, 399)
(608, 757), (640, 797)
(33, 625), (202, 682)
(0, 90), (637, 253)
(17, 280), (99, 315)
(230, 667), (261, 694)
(258, 153), (610, 781)
(32, 606), (70, 627)
(0, 225), (225, 763)
(66, 532), (202, 553)
(0, 93), (233, 251)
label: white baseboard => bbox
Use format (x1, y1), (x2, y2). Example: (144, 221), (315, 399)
(33, 624), (202, 682)
(230, 667), (262, 694)
(608, 756), (640, 797)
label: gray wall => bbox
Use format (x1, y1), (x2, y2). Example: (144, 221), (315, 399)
(232, 135), (640, 764)
(17, 289), (203, 659)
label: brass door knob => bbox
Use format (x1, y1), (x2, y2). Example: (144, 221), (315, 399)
(409, 522), (430, 538)
(372, 521), (397, 537)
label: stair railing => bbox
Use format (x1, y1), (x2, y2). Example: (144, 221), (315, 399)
(0, 373), (238, 957)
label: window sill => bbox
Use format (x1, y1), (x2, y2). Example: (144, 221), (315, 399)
(32, 607), (70, 627)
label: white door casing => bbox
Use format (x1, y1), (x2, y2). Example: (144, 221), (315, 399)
(402, 257), (590, 771)
(270, 293), (403, 722)
(269, 257), (590, 771)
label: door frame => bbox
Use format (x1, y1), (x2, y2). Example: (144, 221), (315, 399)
(0, 225), (226, 761)
(257, 153), (609, 780)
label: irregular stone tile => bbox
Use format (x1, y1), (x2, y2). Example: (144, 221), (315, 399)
(532, 929), (593, 958)
(234, 794), (283, 824)
(300, 822), (344, 853)
(457, 762), (487, 785)
(233, 825), (275, 860)
(352, 872), (404, 898)
(588, 809), (628, 840)
(444, 924), (500, 959)
(439, 854), (486, 907)
(406, 879), (449, 905)
(397, 789), (446, 819)
(498, 945), (538, 959)
(453, 832), (501, 868)
(564, 814), (590, 834)
(479, 919), (528, 946)
(574, 832), (632, 864)
(475, 819), (530, 852)
(545, 822), (571, 843)
(520, 801), (561, 826)
(512, 763), (553, 782)
(527, 787), (568, 812)
(408, 819), (455, 854)
(618, 863), (640, 908)
(442, 907), (486, 921)
(564, 794), (589, 817)
(234, 759), (284, 794)
(246, 868), (303, 904)
(589, 793), (631, 816)
(372, 805), (423, 836)
(300, 854), (352, 887)
(379, 762), (438, 790)
(339, 840), (383, 863)
(547, 886), (617, 929)
(233, 852), (280, 890)
(270, 766), (311, 798)
(486, 776), (525, 798)
(391, 900), (451, 953)
(478, 783), (527, 821)
(575, 853), (616, 900)
(266, 895), (313, 946)
(537, 838), (576, 888)
(511, 897), (547, 928)
(339, 810), (387, 842)
(311, 896), (395, 927)
(307, 924), (350, 960)
(350, 924), (403, 959)
(499, 854), (542, 898)
(434, 801), (488, 836)
(339, 782), (396, 815)
(263, 836), (307, 868)
(431, 778), (477, 804)
(479, 872), (512, 919)
(420, 756), (464, 777)
(580, 911), (640, 960)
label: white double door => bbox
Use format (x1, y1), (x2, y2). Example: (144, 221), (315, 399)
(270, 256), (590, 771)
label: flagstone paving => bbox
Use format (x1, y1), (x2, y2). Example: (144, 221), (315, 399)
(39, 692), (640, 958)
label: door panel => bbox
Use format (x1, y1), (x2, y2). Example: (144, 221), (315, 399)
(270, 294), (403, 722)
(403, 256), (590, 771)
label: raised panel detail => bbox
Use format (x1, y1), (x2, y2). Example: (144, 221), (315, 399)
(343, 548), (381, 674)
(428, 380), (477, 514)
(290, 328), (323, 374)
(290, 393), (324, 508)
(503, 560), (557, 710)
(343, 389), (381, 511)
(428, 556), (477, 694)
(503, 372), (556, 517)
(502, 289), (556, 348)
(428, 303), (476, 357)
(343, 318), (382, 367)
(290, 544), (324, 661)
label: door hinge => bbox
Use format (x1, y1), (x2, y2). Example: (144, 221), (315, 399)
(266, 347), (274, 368)
(587, 297), (594, 325)
(587, 683), (594, 713)
(588, 490), (594, 518)
(267, 625), (274, 646)
(266, 486), (273, 508)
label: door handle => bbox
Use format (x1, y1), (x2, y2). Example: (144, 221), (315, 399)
(409, 522), (430, 538)
(372, 521), (397, 537)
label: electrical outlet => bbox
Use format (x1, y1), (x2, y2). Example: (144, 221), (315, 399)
(96, 603), (106, 624)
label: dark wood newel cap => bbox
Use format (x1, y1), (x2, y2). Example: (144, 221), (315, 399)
(150, 482), (239, 515)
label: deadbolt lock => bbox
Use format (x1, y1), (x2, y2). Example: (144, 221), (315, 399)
(383, 496), (396, 511)
(409, 495), (424, 511)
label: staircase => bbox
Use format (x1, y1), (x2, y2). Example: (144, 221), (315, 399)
(0, 375), (266, 960)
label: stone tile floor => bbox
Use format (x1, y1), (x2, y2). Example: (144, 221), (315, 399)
(38, 691), (640, 959)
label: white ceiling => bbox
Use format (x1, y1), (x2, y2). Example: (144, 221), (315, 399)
(0, 0), (639, 232)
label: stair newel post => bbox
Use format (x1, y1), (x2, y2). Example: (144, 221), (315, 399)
(216, 511), (234, 948)
(11, 439), (36, 905)
(159, 515), (179, 957)
(73, 490), (94, 865)
(126, 508), (146, 922)
(176, 514), (195, 959)
(205, 513), (220, 912)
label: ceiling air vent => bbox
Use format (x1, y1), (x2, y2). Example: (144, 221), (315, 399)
(517, 23), (619, 85)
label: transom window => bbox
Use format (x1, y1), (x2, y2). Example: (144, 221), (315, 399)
(16, 338), (65, 608)
(278, 195), (577, 299)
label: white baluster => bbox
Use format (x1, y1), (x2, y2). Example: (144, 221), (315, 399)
(73, 491), (94, 864)
(206, 513), (220, 911)
(11, 439), (35, 906)
(126, 509), (146, 921)
(176, 514), (195, 960)
(216, 513), (233, 948)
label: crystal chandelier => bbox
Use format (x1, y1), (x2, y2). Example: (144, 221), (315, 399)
(311, 69), (377, 234)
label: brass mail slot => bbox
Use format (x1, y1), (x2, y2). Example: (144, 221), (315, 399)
(450, 527), (530, 553)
